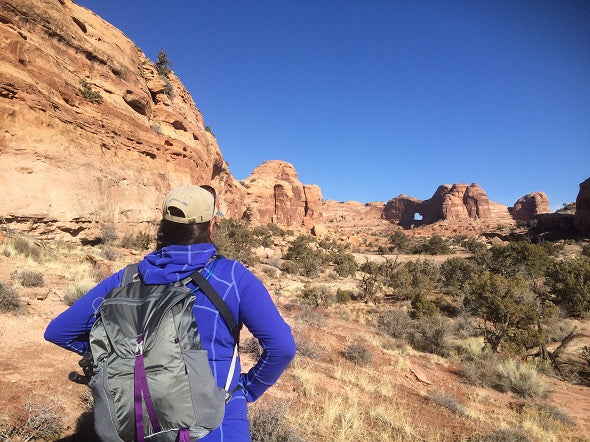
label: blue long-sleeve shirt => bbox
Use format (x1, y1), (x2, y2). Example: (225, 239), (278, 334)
(44, 243), (296, 441)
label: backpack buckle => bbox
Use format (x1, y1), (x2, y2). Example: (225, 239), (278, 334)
(135, 336), (144, 356)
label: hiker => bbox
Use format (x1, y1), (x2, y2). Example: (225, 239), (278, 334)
(45, 184), (296, 441)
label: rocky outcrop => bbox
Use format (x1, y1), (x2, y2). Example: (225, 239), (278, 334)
(509, 192), (550, 221)
(574, 178), (590, 234)
(0, 0), (244, 241)
(382, 195), (421, 225)
(383, 183), (493, 225)
(238, 161), (322, 228)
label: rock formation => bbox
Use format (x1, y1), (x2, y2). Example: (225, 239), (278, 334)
(509, 192), (550, 221)
(238, 160), (322, 228)
(0, 0), (244, 241)
(383, 183), (493, 225)
(574, 178), (590, 234)
(0, 0), (563, 241)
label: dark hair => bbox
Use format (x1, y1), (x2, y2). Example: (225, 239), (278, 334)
(156, 219), (212, 250)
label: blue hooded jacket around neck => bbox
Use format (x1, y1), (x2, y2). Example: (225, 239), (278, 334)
(44, 243), (296, 441)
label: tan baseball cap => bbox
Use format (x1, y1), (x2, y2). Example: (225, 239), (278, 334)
(162, 185), (216, 224)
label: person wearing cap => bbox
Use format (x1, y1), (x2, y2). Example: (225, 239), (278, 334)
(45, 185), (296, 441)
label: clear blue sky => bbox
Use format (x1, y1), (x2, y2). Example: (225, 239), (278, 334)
(77, 0), (589, 210)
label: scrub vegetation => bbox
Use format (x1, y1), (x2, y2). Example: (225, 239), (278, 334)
(1, 220), (589, 440)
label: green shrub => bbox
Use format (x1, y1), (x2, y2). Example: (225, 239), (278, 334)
(416, 235), (453, 255)
(335, 288), (353, 304)
(431, 295), (461, 317)
(214, 219), (256, 266)
(279, 260), (299, 275)
(387, 260), (440, 299)
(411, 292), (440, 318)
(496, 359), (549, 399)
(251, 225), (277, 248)
(359, 260), (380, 275)
(463, 272), (559, 353)
(545, 256), (590, 317)
(409, 314), (453, 356)
(11, 269), (44, 287)
(332, 252), (358, 277)
(388, 231), (414, 253)
(440, 257), (480, 295)
(342, 341), (373, 366)
(582, 243), (590, 258)
(284, 235), (326, 277)
(357, 273), (379, 302)
(478, 241), (554, 278)
(0, 281), (21, 312)
(461, 238), (487, 255)
(300, 285), (332, 308)
(79, 80), (103, 104)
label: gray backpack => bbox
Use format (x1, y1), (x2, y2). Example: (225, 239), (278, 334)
(88, 262), (240, 442)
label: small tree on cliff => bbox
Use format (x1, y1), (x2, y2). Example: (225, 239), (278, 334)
(155, 49), (171, 77)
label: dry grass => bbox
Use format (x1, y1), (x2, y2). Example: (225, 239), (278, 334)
(0, 234), (588, 441)
(0, 397), (64, 442)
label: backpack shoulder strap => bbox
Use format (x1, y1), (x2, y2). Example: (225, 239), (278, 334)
(121, 263), (140, 286)
(189, 269), (240, 346)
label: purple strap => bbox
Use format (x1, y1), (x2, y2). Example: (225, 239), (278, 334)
(179, 428), (190, 442)
(134, 336), (161, 442)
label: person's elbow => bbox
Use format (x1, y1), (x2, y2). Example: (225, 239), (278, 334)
(44, 320), (59, 345)
(279, 334), (297, 364)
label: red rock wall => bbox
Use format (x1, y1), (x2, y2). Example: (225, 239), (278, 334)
(0, 0), (247, 241)
(574, 178), (590, 234)
(509, 192), (550, 221)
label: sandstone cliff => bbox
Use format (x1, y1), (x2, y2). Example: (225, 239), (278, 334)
(238, 160), (322, 228)
(0, 0), (244, 241)
(509, 192), (551, 221)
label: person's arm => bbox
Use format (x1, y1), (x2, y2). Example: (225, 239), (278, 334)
(235, 263), (296, 402)
(44, 270), (124, 354)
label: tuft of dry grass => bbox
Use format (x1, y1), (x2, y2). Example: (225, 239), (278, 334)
(0, 281), (22, 313)
(0, 397), (64, 442)
(249, 398), (304, 442)
(11, 269), (44, 288)
(342, 341), (373, 366)
(0, 236), (45, 262)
